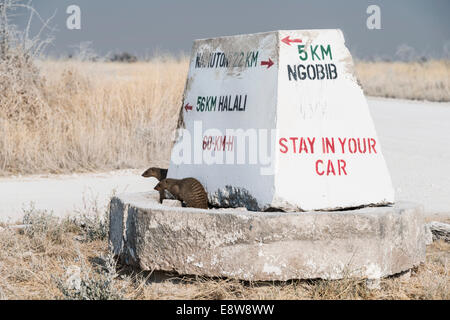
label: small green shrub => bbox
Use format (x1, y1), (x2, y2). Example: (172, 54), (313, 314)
(56, 251), (123, 300)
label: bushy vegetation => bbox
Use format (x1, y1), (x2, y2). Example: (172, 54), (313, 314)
(55, 250), (123, 300)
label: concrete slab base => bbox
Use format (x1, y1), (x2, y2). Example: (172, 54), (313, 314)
(109, 191), (427, 281)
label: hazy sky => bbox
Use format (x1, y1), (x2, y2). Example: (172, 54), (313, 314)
(14, 0), (450, 59)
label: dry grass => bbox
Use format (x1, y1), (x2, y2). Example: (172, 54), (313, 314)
(0, 57), (449, 177)
(0, 58), (188, 176)
(355, 60), (450, 102)
(0, 210), (448, 300)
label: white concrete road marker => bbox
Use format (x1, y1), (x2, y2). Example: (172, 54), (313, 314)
(168, 29), (395, 211)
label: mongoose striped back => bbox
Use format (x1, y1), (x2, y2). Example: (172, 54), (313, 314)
(180, 178), (208, 209)
(155, 178), (208, 209)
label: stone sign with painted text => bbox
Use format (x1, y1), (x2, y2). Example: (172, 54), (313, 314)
(168, 29), (395, 211)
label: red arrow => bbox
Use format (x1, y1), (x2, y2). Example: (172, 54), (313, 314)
(261, 58), (274, 69)
(281, 36), (302, 46)
(184, 103), (193, 112)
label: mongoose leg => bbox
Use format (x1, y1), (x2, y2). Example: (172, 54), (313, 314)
(159, 189), (166, 203)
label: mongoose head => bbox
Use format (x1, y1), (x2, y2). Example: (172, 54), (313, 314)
(142, 167), (160, 178)
(154, 179), (168, 192)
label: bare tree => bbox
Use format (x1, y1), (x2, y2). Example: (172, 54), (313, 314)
(0, 0), (56, 125)
(395, 44), (417, 62)
(0, 0), (10, 57)
(70, 41), (100, 62)
(0, 0), (56, 60)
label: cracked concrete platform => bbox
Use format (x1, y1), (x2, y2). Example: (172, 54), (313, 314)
(109, 191), (427, 281)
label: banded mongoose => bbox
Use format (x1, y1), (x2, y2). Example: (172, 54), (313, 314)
(154, 178), (208, 209)
(141, 167), (168, 181)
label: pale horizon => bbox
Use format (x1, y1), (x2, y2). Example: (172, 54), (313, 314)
(11, 0), (450, 60)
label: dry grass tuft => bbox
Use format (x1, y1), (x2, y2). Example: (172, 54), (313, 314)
(1, 58), (188, 176)
(355, 60), (450, 102)
(0, 52), (49, 126)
